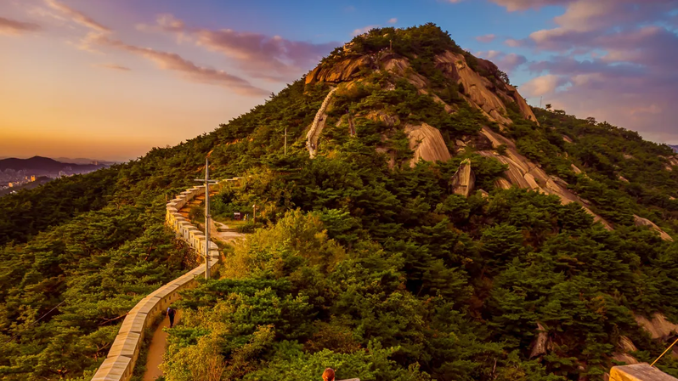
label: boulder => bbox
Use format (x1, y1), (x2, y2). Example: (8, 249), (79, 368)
(450, 159), (475, 197)
(405, 123), (452, 167)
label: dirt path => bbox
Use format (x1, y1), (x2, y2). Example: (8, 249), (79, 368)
(210, 220), (245, 244)
(142, 310), (181, 381)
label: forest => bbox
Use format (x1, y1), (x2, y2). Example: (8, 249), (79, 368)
(1, 24), (678, 381)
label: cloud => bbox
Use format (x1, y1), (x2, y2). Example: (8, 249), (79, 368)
(92, 35), (268, 96)
(96, 63), (130, 71)
(42, 3), (268, 96)
(489, 0), (575, 11)
(499, 53), (528, 72)
(352, 25), (379, 36)
(0, 17), (41, 35)
(504, 38), (522, 47)
(492, 0), (678, 143)
(388, 18), (398, 24)
(476, 50), (527, 72)
(476, 34), (496, 43)
(519, 74), (569, 97)
(143, 14), (337, 82)
(44, 0), (110, 32)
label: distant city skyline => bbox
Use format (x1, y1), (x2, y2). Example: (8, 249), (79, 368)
(2, 0), (677, 160)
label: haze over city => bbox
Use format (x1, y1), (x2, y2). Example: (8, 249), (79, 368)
(1, 0), (677, 161)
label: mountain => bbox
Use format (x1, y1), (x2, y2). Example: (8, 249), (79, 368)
(1, 24), (678, 381)
(54, 157), (118, 165)
(670, 145), (678, 153)
(0, 156), (105, 172)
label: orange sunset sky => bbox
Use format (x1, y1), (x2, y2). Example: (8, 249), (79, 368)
(2, 0), (677, 161)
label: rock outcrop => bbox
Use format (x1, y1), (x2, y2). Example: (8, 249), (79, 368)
(434, 51), (538, 126)
(478, 127), (613, 230)
(308, 51), (538, 128)
(435, 51), (512, 125)
(506, 84), (539, 124)
(305, 56), (373, 84)
(450, 159), (475, 197)
(633, 215), (674, 241)
(612, 336), (639, 365)
(530, 322), (549, 358)
(635, 313), (678, 340)
(405, 123), (452, 167)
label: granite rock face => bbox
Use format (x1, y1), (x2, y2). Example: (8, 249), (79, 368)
(303, 50), (619, 233)
(478, 127), (613, 230)
(450, 159), (475, 197)
(634, 313), (678, 340)
(406, 123), (452, 168)
(633, 215), (673, 241)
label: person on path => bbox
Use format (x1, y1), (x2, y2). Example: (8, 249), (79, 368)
(167, 307), (176, 328)
(322, 368), (335, 381)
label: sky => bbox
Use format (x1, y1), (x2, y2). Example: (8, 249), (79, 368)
(1, 0), (677, 161)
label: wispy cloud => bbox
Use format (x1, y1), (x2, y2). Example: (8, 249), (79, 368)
(44, 1), (268, 96)
(93, 34), (268, 96)
(388, 18), (398, 24)
(0, 17), (41, 36)
(44, 0), (110, 32)
(489, 0), (575, 12)
(476, 34), (496, 43)
(143, 14), (337, 82)
(96, 63), (131, 71)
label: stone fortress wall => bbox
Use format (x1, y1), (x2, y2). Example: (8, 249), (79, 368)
(91, 178), (240, 381)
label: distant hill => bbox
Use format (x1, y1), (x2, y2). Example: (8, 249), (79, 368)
(671, 145), (678, 153)
(54, 157), (118, 165)
(0, 156), (106, 172)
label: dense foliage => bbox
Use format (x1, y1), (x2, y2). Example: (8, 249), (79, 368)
(1, 24), (678, 381)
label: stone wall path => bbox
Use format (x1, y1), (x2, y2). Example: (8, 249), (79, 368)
(140, 195), (244, 381)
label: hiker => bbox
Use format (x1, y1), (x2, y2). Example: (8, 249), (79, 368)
(322, 368), (335, 381)
(167, 307), (176, 328)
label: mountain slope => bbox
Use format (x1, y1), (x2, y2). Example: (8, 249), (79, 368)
(1, 24), (678, 381)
